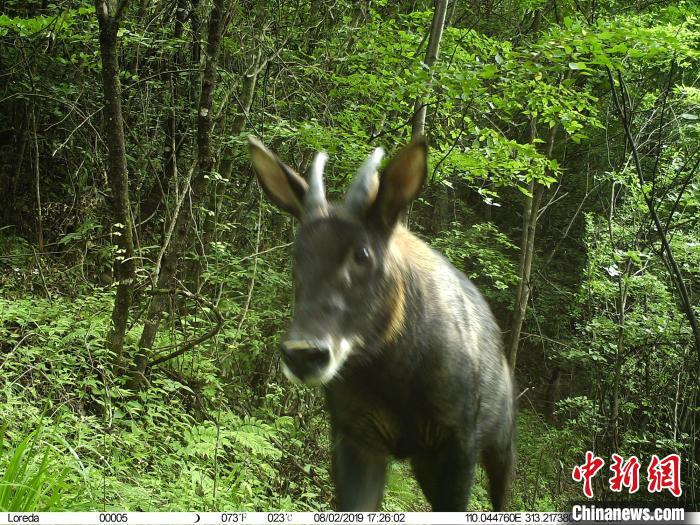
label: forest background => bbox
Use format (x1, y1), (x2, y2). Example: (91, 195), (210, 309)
(0, 0), (698, 512)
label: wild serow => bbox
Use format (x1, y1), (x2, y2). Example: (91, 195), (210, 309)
(249, 136), (516, 511)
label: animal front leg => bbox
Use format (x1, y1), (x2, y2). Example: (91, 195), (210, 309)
(332, 434), (388, 511)
(411, 435), (477, 511)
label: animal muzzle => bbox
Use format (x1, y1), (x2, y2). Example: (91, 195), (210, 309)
(280, 340), (331, 382)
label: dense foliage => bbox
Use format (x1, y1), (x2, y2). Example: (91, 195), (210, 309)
(0, 0), (698, 511)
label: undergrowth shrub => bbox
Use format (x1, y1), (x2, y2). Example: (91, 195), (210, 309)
(0, 274), (334, 510)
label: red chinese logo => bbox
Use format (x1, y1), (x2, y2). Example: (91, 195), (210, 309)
(647, 454), (682, 497)
(572, 451), (605, 498)
(573, 452), (682, 498)
(609, 453), (641, 493)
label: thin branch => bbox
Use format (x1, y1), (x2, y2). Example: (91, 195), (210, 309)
(31, 248), (51, 301)
(430, 101), (474, 182)
(237, 242), (293, 264)
(237, 201), (264, 334)
(147, 287), (224, 367)
(607, 65), (700, 364)
(649, 61), (675, 202)
(152, 161), (196, 285)
(664, 153), (700, 237)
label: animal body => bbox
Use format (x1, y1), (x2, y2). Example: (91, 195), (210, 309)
(249, 136), (515, 511)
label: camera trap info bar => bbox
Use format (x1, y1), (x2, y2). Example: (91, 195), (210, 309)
(0, 511), (695, 525)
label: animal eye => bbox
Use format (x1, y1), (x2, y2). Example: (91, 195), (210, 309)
(353, 246), (370, 265)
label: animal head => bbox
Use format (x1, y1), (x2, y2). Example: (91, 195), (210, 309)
(249, 136), (428, 385)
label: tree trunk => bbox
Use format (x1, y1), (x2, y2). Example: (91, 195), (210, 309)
(140, 0), (188, 223)
(95, 0), (136, 370)
(5, 104), (27, 228)
(194, 60), (263, 287)
(411, 0), (448, 139)
(134, 0), (226, 386)
(611, 272), (629, 450)
(194, 58), (260, 289)
(606, 180), (633, 452)
(31, 109), (43, 252)
(507, 179), (544, 368)
(506, 121), (557, 369)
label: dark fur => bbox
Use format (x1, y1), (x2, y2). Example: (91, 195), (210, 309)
(250, 138), (516, 511)
(318, 223), (515, 511)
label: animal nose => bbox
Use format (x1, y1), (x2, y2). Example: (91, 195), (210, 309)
(280, 341), (331, 378)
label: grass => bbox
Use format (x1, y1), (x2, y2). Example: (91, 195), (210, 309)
(0, 423), (66, 511)
(0, 411), (579, 511)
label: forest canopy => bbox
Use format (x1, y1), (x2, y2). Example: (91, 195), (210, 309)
(0, 0), (698, 512)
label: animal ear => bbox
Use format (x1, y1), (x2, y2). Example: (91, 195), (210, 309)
(370, 137), (428, 229)
(249, 136), (308, 219)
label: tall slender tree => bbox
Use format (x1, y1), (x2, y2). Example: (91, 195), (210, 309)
(95, 0), (135, 369)
(411, 0), (449, 139)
